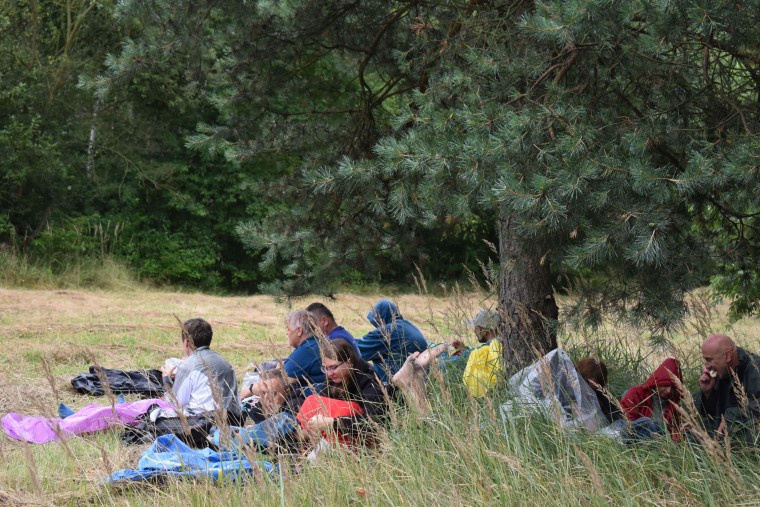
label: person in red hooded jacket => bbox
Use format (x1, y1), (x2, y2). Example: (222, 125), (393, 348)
(621, 358), (683, 440)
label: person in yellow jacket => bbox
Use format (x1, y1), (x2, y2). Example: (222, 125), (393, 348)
(391, 309), (504, 412)
(462, 309), (503, 397)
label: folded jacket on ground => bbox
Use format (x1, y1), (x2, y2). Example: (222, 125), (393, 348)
(71, 366), (164, 397)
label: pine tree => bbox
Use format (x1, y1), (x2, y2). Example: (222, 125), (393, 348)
(309, 0), (759, 366)
(92, 0), (759, 368)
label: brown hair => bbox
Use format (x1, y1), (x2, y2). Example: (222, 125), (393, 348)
(183, 318), (213, 348)
(322, 339), (365, 396)
(321, 338), (360, 364)
(575, 356), (608, 390)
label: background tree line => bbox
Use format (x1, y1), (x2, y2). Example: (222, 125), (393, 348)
(2, 0), (495, 292)
(2, 0), (758, 367)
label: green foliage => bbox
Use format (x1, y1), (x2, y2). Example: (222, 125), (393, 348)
(0, 246), (138, 290)
(3, 0), (760, 323)
(0, 1), (120, 244)
(88, 0), (502, 294)
(291, 0), (760, 331)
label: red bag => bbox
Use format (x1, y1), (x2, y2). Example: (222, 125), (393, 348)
(296, 394), (364, 445)
(297, 394), (364, 426)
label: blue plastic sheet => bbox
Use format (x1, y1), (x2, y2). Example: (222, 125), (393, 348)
(109, 434), (274, 483)
(209, 412), (299, 451)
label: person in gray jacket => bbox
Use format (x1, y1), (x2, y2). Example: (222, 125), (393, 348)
(126, 318), (241, 446)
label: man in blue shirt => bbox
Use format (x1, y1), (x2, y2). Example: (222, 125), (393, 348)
(241, 309), (325, 401)
(282, 308), (325, 390)
(306, 302), (361, 356)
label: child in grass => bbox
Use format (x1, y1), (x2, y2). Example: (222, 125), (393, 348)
(620, 358), (683, 440)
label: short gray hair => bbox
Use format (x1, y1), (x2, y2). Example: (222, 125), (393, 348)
(285, 309), (315, 337)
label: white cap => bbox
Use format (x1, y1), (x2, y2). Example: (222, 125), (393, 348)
(466, 309), (500, 330)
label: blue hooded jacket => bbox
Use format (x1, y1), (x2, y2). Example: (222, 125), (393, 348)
(357, 299), (428, 383)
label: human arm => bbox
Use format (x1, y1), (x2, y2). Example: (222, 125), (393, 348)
(170, 369), (204, 409)
(693, 368), (719, 420)
(332, 377), (389, 436)
(722, 366), (760, 434)
(161, 364), (178, 380)
(305, 376), (389, 437)
(356, 329), (388, 363)
(239, 382), (255, 399)
(282, 343), (322, 387)
(619, 385), (651, 421)
(699, 368), (718, 399)
(161, 358), (183, 387)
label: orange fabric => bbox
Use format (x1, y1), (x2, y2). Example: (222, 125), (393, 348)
(296, 394), (365, 445)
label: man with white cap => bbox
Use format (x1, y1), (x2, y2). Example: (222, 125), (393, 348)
(462, 309), (504, 397)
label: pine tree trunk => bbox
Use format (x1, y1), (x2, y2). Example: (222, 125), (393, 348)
(498, 213), (559, 371)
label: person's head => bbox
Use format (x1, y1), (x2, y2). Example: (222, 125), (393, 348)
(656, 385), (673, 400)
(259, 368), (288, 414)
(306, 302), (337, 337)
(321, 338), (363, 386)
(367, 299), (401, 329)
(702, 333), (738, 379)
(467, 309), (500, 343)
(645, 357), (681, 401)
(285, 309), (315, 348)
(182, 318), (213, 350)
(575, 356), (608, 391)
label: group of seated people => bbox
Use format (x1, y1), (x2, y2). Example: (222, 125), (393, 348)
(147, 299), (760, 453)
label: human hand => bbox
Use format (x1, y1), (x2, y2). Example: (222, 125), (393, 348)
(162, 358), (182, 380)
(161, 364), (178, 379)
(716, 419), (726, 437)
(306, 414), (335, 433)
(699, 367), (717, 396)
(451, 340), (466, 352)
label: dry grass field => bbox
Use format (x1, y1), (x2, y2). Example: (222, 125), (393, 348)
(0, 286), (758, 505)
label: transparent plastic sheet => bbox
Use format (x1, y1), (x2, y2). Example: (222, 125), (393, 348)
(502, 349), (605, 432)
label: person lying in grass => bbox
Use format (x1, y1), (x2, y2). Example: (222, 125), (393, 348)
(306, 301), (362, 356)
(208, 367), (304, 452)
(384, 308), (503, 408)
(215, 339), (390, 453)
(621, 358), (683, 440)
(240, 309), (325, 400)
(575, 356), (623, 425)
(357, 299), (428, 383)
(461, 309), (503, 398)
(392, 345), (622, 432)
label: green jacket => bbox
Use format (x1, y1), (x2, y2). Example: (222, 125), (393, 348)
(694, 347), (760, 445)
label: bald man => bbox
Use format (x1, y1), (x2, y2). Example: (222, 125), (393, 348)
(694, 334), (760, 444)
